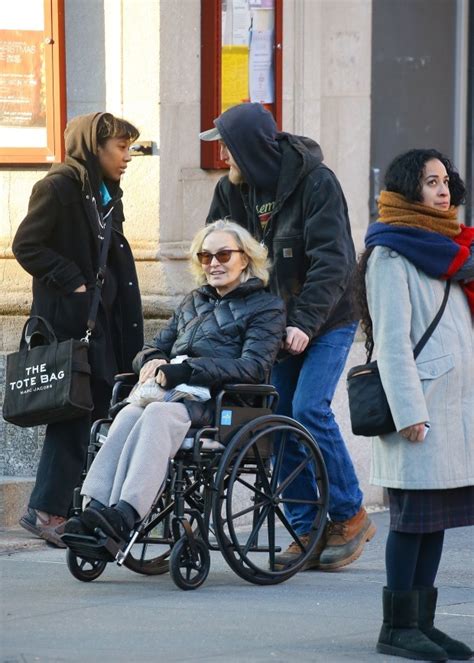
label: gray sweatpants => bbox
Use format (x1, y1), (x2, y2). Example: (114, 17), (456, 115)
(81, 402), (191, 518)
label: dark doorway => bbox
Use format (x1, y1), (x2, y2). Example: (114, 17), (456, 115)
(370, 0), (460, 221)
(466, 3), (473, 225)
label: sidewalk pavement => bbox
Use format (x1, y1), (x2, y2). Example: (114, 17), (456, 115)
(0, 525), (46, 554)
(1, 509), (473, 663)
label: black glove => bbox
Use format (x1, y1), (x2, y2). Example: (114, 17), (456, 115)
(158, 362), (192, 389)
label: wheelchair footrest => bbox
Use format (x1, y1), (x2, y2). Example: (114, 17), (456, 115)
(62, 533), (117, 562)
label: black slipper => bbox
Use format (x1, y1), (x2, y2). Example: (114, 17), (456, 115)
(82, 506), (131, 542)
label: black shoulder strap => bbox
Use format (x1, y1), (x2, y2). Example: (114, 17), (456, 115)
(82, 204), (114, 342)
(413, 281), (451, 360)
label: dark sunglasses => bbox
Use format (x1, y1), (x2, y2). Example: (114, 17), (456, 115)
(196, 249), (244, 265)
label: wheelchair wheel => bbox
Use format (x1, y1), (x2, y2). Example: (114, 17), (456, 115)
(124, 543), (170, 576)
(169, 536), (210, 590)
(123, 477), (199, 576)
(66, 548), (107, 582)
(213, 415), (328, 585)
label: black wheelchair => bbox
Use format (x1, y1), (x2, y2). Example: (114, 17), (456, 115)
(62, 373), (329, 590)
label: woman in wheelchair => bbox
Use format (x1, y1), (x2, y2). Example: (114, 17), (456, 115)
(64, 220), (286, 543)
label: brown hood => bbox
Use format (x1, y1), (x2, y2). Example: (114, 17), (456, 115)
(64, 112), (104, 162)
(48, 112), (109, 202)
(64, 112), (105, 197)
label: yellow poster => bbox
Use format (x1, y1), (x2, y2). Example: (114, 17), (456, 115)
(221, 45), (249, 112)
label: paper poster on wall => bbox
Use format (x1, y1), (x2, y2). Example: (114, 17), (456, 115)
(221, 45), (250, 112)
(222, 0), (251, 47)
(249, 29), (274, 104)
(249, 0), (275, 7)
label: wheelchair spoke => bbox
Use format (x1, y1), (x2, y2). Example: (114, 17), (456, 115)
(280, 498), (321, 506)
(267, 503), (276, 570)
(139, 544), (148, 563)
(233, 474), (271, 501)
(241, 503), (271, 557)
(276, 455), (314, 495)
(226, 499), (267, 523)
(251, 443), (273, 496)
(271, 429), (287, 492)
(273, 504), (306, 551)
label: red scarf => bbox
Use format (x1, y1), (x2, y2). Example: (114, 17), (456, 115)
(375, 192), (474, 314)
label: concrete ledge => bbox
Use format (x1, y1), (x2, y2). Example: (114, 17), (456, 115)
(0, 476), (34, 527)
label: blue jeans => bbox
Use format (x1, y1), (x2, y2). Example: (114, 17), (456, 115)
(271, 323), (362, 533)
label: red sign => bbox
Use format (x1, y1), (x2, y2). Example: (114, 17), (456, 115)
(0, 30), (46, 127)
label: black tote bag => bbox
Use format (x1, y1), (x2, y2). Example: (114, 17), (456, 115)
(3, 198), (116, 428)
(3, 317), (93, 427)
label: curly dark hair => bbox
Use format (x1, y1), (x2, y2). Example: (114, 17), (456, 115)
(355, 148), (466, 358)
(385, 148), (466, 206)
(353, 247), (375, 360)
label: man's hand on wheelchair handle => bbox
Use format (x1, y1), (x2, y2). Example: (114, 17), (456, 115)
(283, 326), (310, 355)
(139, 358), (168, 383)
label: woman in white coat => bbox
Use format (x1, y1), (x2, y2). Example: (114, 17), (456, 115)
(357, 149), (473, 661)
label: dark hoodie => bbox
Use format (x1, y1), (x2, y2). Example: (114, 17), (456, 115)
(13, 113), (143, 382)
(215, 102), (282, 192)
(207, 103), (356, 340)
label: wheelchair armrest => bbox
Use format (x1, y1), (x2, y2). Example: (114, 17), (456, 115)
(221, 383), (278, 396)
(113, 372), (138, 385)
(111, 373), (138, 409)
(216, 383), (279, 415)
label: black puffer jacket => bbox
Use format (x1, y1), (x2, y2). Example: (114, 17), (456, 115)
(207, 103), (357, 340)
(133, 278), (286, 425)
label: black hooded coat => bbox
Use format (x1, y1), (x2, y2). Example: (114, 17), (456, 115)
(12, 113), (143, 383)
(207, 103), (356, 340)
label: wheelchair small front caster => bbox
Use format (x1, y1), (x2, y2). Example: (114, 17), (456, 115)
(169, 535), (210, 590)
(66, 548), (107, 582)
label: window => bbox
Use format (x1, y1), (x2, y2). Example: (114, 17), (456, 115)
(201, 0), (282, 169)
(0, 0), (66, 164)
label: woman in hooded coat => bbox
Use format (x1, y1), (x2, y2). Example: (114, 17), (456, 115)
(12, 112), (144, 547)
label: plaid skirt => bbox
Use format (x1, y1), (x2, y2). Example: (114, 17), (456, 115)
(388, 486), (474, 533)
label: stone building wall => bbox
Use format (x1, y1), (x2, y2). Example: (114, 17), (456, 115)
(0, 0), (382, 506)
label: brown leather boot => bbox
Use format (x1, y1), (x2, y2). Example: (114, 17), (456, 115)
(273, 526), (328, 571)
(318, 506), (376, 570)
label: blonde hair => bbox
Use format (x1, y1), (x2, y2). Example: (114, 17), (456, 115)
(189, 220), (270, 287)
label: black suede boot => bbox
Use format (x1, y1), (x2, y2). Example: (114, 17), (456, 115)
(377, 587), (448, 660)
(417, 587), (473, 661)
